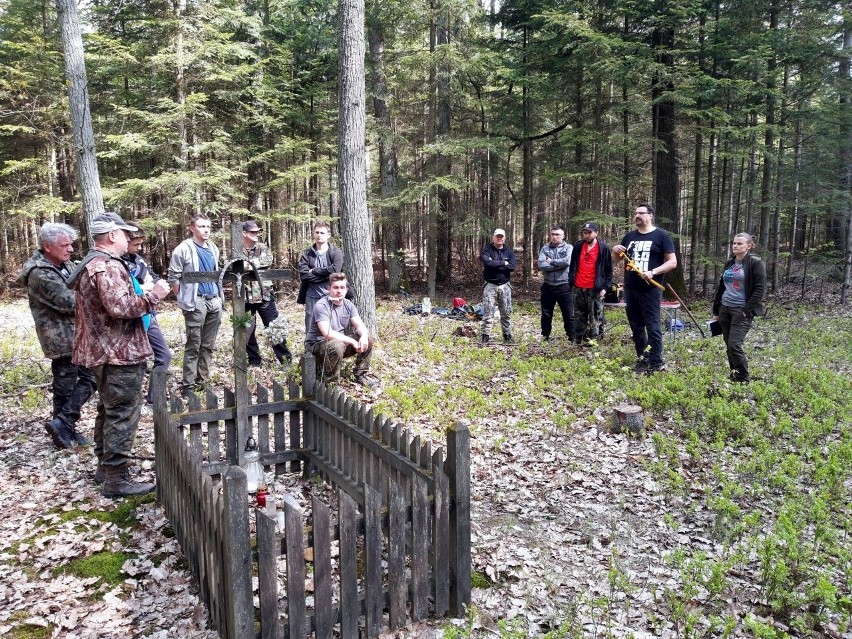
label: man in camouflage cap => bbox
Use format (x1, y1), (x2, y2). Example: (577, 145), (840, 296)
(69, 214), (170, 497)
(16, 222), (96, 449)
(237, 220), (292, 366)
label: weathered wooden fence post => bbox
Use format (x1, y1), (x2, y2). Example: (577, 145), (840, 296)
(447, 419), (471, 616)
(222, 466), (253, 639)
(151, 366), (168, 496)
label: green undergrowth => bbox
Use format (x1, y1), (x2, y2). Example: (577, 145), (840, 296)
(379, 305), (852, 636)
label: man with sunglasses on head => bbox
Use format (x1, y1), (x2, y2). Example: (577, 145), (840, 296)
(237, 220), (292, 367)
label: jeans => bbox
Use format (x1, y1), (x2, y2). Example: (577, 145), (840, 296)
(145, 316), (173, 404)
(624, 286), (664, 365)
(482, 282), (512, 339)
(246, 299), (290, 365)
(540, 283), (573, 338)
(51, 355), (96, 429)
(181, 296), (222, 389)
(718, 304), (753, 381)
(92, 363), (146, 467)
(310, 338), (373, 383)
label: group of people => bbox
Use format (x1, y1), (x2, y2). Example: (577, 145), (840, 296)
(17, 205), (764, 497)
(479, 203), (766, 380)
(17, 214), (373, 498)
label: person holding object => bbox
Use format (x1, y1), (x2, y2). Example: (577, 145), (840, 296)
(480, 228), (517, 344)
(168, 213), (223, 396)
(16, 222), (96, 449)
(537, 224), (573, 342)
(237, 220), (292, 367)
(298, 221), (345, 335)
(712, 233), (766, 383)
(100, 214), (174, 407)
(68, 214), (170, 497)
(568, 222), (613, 346)
(305, 272), (375, 387)
(612, 204), (677, 373)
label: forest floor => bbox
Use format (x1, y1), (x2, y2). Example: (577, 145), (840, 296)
(0, 281), (850, 639)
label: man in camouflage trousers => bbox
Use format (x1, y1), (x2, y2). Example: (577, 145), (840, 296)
(480, 228), (517, 344)
(16, 222), (96, 449)
(69, 214), (170, 497)
(237, 220), (292, 366)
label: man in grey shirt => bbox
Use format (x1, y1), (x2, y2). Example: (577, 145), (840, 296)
(305, 272), (374, 387)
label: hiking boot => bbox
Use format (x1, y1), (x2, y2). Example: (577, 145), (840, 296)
(481, 334), (491, 344)
(279, 350), (293, 366)
(102, 464), (155, 499)
(503, 334), (514, 344)
(45, 418), (75, 450)
(94, 464), (105, 485)
(642, 361), (666, 374)
(633, 358), (651, 373)
(354, 374), (377, 388)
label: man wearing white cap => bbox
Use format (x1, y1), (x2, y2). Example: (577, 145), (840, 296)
(480, 228), (516, 344)
(69, 214), (170, 497)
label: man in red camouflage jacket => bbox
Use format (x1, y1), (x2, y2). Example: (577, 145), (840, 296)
(68, 214), (170, 498)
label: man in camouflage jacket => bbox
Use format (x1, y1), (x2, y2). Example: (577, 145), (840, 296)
(237, 220), (291, 366)
(16, 222), (96, 449)
(68, 214), (170, 498)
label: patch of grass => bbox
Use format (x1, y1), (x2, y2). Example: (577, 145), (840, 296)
(4, 610), (51, 639)
(54, 550), (135, 587)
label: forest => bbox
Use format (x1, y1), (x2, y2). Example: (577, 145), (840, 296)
(0, 0), (850, 299)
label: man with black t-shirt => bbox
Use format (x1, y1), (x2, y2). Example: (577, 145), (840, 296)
(612, 204), (677, 373)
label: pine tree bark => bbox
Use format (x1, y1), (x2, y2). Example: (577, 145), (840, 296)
(56, 0), (104, 236)
(338, 0), (377, 334)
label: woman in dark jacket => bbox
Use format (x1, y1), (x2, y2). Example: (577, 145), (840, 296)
(712, 233), (766, 382)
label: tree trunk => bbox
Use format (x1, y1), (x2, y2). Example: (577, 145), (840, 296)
(368, 12), (407, 293)
(436, 9), (452, 284)
(841, 24), (852, 304)
(758, 0), (778, 250)
(56, 0), (104, 238)
(338, 0), (377, 334)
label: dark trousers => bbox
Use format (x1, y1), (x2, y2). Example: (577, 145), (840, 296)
(246, 299), (291, 365)
(310, 338), (373, 382)
(540, 283), (573, 338)
(92, 363), (145, 467)
(145, 316), (173, 404)
(625, 286), (664, 365)
(718, 304), (753, 381)
(51, 355), (96, 430)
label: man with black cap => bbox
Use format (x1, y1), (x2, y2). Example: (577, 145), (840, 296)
(68, 214), (170, 497)
(237, 220), (292, 366)
(568, 222), (613, 346)
(537, 224), (574, 342)
(480, 228), (516, 344)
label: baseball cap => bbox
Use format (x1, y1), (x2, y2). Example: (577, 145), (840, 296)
(581, 222), (599, 232)
(493, 228), (506, 237)
(242, 220), (261, 233)
(90, 213), (138, 236)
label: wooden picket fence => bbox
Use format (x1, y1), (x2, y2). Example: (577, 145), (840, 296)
(151, 354), (471, 639)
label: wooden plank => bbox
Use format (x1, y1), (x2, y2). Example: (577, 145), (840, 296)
(224, 388), (237, 465)
(411, 476), (429, 621)
(433, 468), (450, 617)
(257, 383), (270, 452)
(388, 480), (407, 630)
(288, 376), (301, 473)
(364, 484), (383, 638)
(447, 420), (472, 615)
(170, 399), (307, 425)
(338, 491), (359, 639)
(312, 495), (333, 639)
(222, 466), (254, 639)
(273, 381), (287, 476)
(284, 495), (307, 639)
(208, 392), (221, 464)
(256, 509), (279, 639)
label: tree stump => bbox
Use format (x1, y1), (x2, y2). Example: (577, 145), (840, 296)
(609, 404), (645, 436)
